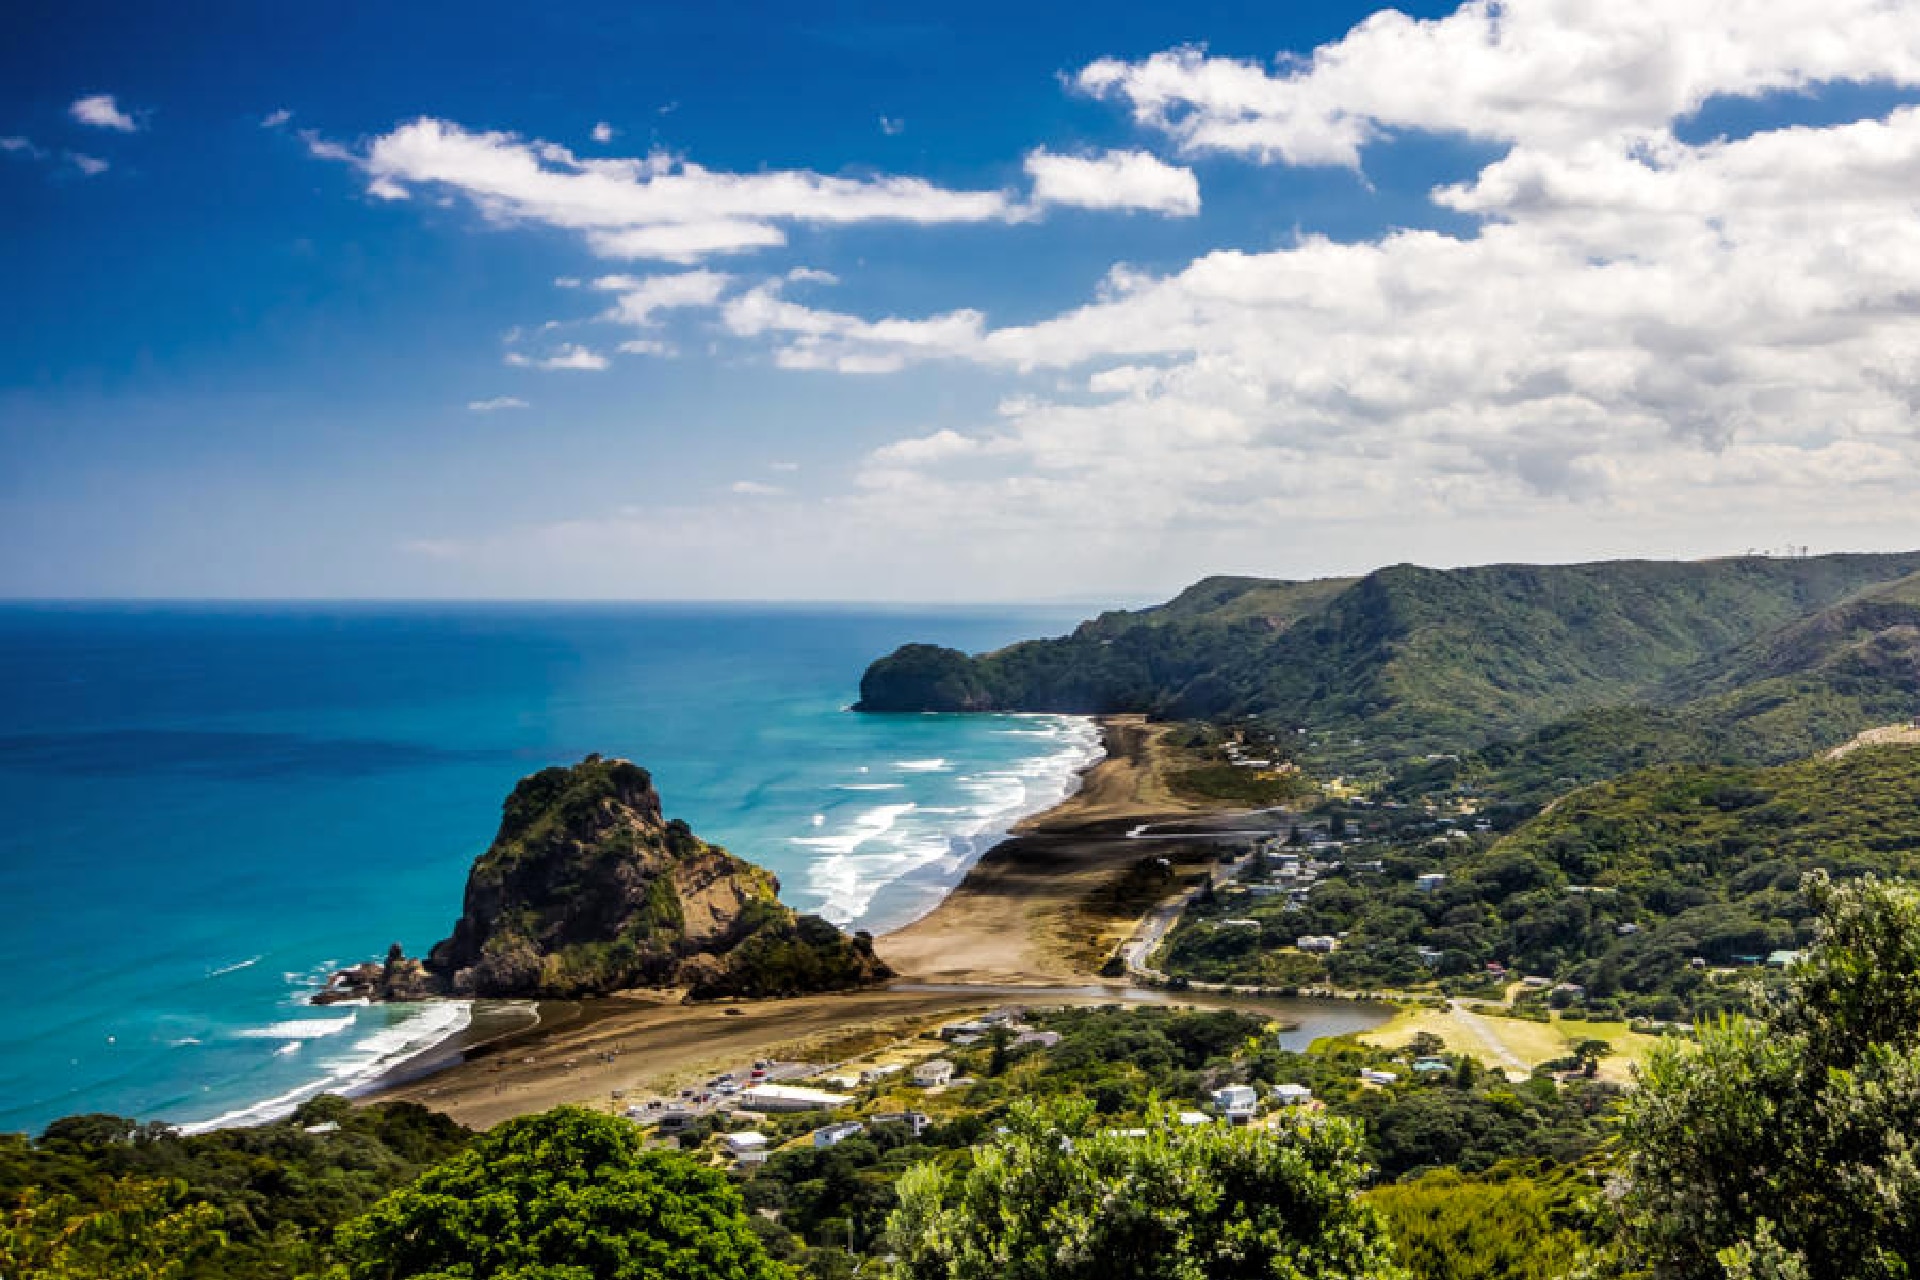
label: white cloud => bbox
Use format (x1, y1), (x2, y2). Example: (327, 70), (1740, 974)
(879, 116), (905, 136)
(599, 270), (732, 326)
(310, 117), (1016, 263)
(769, 460), (801, 471)
(617, 338), (674, 357)
(468, 396), (529, 412)
(730, 480), (786, 495)
(1024, 148), (1200, 215)
(505, 344), (609, 371)
(1075, 1), (1920, 167)
(70, 94), (138, 132)
(592, 121), (615, 143)
(262, 109), (293, 129)
(67, 153), (109, 176)
(0, 136), (43, 158)
(679, 0), (1920, 588)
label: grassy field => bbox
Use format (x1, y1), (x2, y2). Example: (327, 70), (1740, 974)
(1361, 1002), (1665, 1083)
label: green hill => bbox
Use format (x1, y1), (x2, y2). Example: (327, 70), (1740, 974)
(1178, 743), (1920, 1019)
(859, 553), (1920, 769)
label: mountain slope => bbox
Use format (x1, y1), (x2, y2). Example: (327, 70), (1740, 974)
(859, 553), (1920, 766)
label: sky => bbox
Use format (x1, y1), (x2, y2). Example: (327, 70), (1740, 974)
(5, 0), (1920, 602)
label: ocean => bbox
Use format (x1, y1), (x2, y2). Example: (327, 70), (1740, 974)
(0, 602), (1097, 1136)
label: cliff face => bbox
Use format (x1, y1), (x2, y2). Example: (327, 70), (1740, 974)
(318, 756), (888, 1003)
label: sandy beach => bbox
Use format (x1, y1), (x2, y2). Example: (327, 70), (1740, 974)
(364, 713), (1270, 1129)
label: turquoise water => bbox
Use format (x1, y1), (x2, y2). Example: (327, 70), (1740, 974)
(0, 603), (1094, 1135)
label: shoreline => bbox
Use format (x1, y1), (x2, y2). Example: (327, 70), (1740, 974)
(355, 714), (1340, 1129)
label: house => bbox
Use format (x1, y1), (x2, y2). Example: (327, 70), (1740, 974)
(912, 1059), (956, 1088)
(1414, 873), (1447, 893)
(1210, 1084), (1259, 1122)
(1415, 946), (1446, 967)
(1360, 1069), (1399, 1086)
(870, 1111), (932, 1137)
(738, 1084), (853, 1112)
(1616, 922), (1640, 936)
(1296, 935), (1339, 953)
(650, 1106), (697, 1132)
(1270, 1083), (1313, 1106)
(1176, 1110), (1214, 1127)
(724, 1132), (770, 1164)
(858, 1063), (905, 1085)
(940, 1020), (990, 1040)
(1012, 1030), (1061, 1050)
(1767, 949), (1802, 968)
(812, 1121), (865, 1149)
(1411, 1058), (1452, 1075)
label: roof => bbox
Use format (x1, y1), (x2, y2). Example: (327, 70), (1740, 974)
(739, 1084), (853, 1107)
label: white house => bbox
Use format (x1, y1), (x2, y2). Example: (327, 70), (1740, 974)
(870, 1111), (932, 1137)
(1271, 1083), (1313, 1106)
(1415, 873), (1447, 893)
(738, 1084), (853, 1112)
(812, 1121), (865, 1149)
(1360, 1069), (1399, 1086)
(912, 1059), (956, 1088)
(724, 1131), (770, 1164)
(1210, 1084), (1258, 1121)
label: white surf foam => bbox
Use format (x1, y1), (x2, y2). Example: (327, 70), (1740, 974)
(206, 955), (261, 978)
(804, 714), (1103, 930)
(177, 1001), (472, 1135)
(236, 1017), (355, 1041)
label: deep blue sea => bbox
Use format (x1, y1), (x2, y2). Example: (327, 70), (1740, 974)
(0, 603), (1096, 1135)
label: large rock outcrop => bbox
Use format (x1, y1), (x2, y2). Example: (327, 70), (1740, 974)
(317, 756), (888, 1003)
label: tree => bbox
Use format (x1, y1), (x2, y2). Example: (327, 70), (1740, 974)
(329, 1106), (792, 1280)
(1, 1177), (224, 1280)
(886, 1098), (1405, 1280)
(1615, 873), (1920, 1279)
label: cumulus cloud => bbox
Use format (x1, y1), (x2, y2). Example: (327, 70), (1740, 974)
(67, 153), (110, 176)
(592, 121), (615, 143)
(730, 480), (786, 496)
(879, 116), (905, 136)
(505, 344), (609, 371)
(262, 109), (293, 129)
(1024, 148), (1200, 215)
(707, 0), (1920, 580)
(468, 396), (529, 412)
(1075, 0), (1920, 167)
(70, 94), (138, 132)
(309, 117), (1015, 263)
(0, 136), (43, 158)
(596, 269), (733, 326)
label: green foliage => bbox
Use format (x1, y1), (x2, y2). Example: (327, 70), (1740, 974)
(1615, 874), (1920, 1279)
(2, 1176), (226, 1280)
(886, 1097), (1406, 1280)
(1368, 1168), (1596, 1280)
(0, 1097), (469, 1280)
(330, 1106), (793, 1280)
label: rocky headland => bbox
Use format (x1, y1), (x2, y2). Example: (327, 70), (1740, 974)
(316, 755), (889, 1004)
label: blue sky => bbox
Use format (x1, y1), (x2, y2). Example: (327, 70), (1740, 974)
(5, 1), (1920, 600)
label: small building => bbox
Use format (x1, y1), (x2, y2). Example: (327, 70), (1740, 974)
(912, 1059), (956, 1088)
(858, 1063), (905, 1085)
(724, 1131), (770, 1164)
(738, 1084), (853, 1112)
(1415, 873), (1447, 893)
(1360, 1069), (1399, 1086)
(1415, 946), (1446, 967)
(1211, 1084), (1259, 1122)
(1616, 922), (1640, 936)
(1411, 1058), (1451, 1075)
(1767, 949), (1802, 968)
(812, 1121), (865, 1149)
(1271, 1083), (1313, 1106)
(870, 1110), (932, 1137)
(1296, 935), (1339, 953)
(940, 1019), (990, 1040)
(650, 1106), (697, 1132)
(1176, 1109), (1214, 1127)
(1012, 1030), (1061, 1050)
